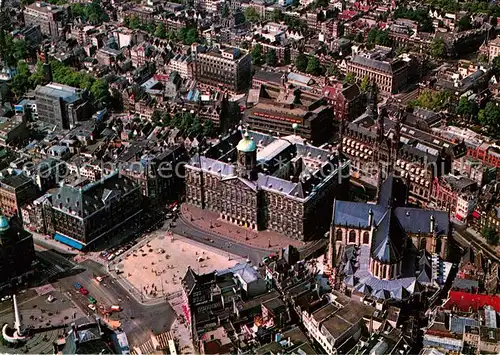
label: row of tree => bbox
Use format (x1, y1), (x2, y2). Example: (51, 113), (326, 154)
(408, 89), (451, 111)
(150, 111), (216, 137)
(123, 16), (199, 45)
(394, 6), (434, 33)
(10, 60), (110, 109)
(366, 28), (391, 47)
(244, 7), (308, 33)
(295, 53), (322, 76)
(70, 1), (109, 25)
(251, 44), (278, 66)
(427, 0), (500, 18)
(0, 32), (34, 67)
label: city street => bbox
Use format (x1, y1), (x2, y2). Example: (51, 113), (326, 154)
(173, 214), (270, 265)
(41, 248), (175, 347)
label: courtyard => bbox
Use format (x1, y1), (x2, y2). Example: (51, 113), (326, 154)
(114, 233), (242, 299)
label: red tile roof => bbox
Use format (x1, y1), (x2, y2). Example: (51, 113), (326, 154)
(443, 291), (500, 312)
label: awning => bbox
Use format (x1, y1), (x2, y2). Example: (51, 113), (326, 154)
(54, 233), (85, 250)
(472, 211), (480, 219)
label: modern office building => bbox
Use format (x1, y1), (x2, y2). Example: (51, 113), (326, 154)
(34, 83), (91, 130)
(194, 45), (252, 93)
(168, 53), (195, 79)
(23, 2), (69, 39)
(346, 49), (410, 94)
(0, 215), (35, 288)
(185, 129), (349, 241)
(246, 82), (334, 145)
(43, 172), (142, 249)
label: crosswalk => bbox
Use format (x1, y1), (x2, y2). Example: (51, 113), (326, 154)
(132, 331), (175, 354)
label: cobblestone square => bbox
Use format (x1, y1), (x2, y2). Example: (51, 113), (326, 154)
(116, 234), (240, 298)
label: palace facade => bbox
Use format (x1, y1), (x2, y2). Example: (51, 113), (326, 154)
(185, 129), (350, 241)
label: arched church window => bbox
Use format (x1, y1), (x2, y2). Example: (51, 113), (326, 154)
(336, 229), (342, 241)
(363, 231), (369, 244)
(420, 238), (427, 250)
(349, 230), (356, 243)
(435, 238), (442, 255)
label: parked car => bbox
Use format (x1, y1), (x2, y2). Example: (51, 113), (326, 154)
(88, 304), (96, 311)
(74, 283), (82, 290)
(1, 295), (12, 302)
(80, 287), (89, 295)
(88, 296), (97, 304)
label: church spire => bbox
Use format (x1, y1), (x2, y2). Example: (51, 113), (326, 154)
(365, 81), (379, 119)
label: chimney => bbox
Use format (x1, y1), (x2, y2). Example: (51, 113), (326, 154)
(430, 215), (435, 233)
(368, 208), (373, 227)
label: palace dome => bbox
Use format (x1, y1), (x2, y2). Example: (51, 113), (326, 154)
(236, 131), (256, 153)
(0, 216), (9, 232)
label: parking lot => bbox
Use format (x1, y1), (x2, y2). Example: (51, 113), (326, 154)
(115, 233), (241, 298)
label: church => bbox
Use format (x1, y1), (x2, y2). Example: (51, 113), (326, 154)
(327, 176), (452, 301)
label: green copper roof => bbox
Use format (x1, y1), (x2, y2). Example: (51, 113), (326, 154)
(236, 131), (256, 153)
(0, 215), (9, 232)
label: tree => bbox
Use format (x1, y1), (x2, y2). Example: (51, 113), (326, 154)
(272, 9), (283, 23)
(151, 110), (162, 124)
(154, 23), (166, 39)
(86, 0), (109, 25)
(477, 54), (488, 64)
(375, 30), (391, 46)
(129, 16), (141, 29)
(344, 72), (356, 85)
(12, 39), (28, 62)
(394, 6), (434, 33)
(430, 37), (446, 59)
(162, 112), (171, 127)
(29, 61), (45, 87)
(306, 56), (322, 76)
(189, 117), (202, 136)
(482, 227), (499, 246)
(11, 61), (30, 98)
(265, 49), (278, 67)
(295, 53), (308, 72)
(409, 89), (451, 111)
(185, 28), (198, 45)
(457, 16), (472, 32)
(367, 28), (378, 44)
(478, 101), (500, 131)
(283, 48), (291, 65)
(326, 63), (339, 77)
(90, 79), (110, 108)
(251, 43), (263, 65)
(360, 76), (370, 92)
(456, 97), (478, 120)
(492, 56), (500, 73)
(202, 119), (215, 137)
(221, 2), (230, 18)
(355, 32), (363, 43)
(244, 7), (260, 23)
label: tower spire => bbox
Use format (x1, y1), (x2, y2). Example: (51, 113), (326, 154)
(327, 199), (337, 271)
